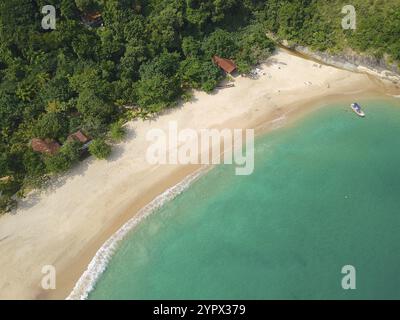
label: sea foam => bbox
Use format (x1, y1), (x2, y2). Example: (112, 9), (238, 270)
(66, 167), (207, 300)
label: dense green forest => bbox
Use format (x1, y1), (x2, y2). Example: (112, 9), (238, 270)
(264, 0), (400, 61)
(1, 0), (399, 213)
(0, 0), (275, 212)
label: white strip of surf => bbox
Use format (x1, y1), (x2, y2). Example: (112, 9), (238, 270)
(66, 167), (207, 300)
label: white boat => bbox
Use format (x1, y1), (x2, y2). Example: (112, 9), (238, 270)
(351, 103), (365, 117)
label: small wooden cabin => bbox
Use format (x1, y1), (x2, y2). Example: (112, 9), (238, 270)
(212, 56), (237, 74)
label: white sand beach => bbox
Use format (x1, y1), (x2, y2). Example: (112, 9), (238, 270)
(0, 49), (397, 299)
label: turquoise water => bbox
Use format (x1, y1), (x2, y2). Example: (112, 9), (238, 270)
(89, 99), (400, 300)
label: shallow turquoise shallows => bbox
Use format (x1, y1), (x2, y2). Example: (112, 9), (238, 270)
(90, 99), (400, 300)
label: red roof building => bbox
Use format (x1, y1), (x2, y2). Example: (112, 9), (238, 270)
(68, 130), (90, 144)
(31, 138), (60, 155)
(212, 56), (237, 74)
(82, 11), (103, 27)
(85, 12), (102, 21)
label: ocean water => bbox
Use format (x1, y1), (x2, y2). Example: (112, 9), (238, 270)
(89, 99), (400, 300)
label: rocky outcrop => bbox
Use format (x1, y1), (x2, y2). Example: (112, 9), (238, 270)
(266, 32), (400, 84)
(292, 45), (400, 84)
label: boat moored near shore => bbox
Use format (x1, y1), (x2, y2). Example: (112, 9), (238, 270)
(351, 103), (366, 117)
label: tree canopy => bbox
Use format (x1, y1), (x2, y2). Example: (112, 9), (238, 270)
(1, 0), (399, 213)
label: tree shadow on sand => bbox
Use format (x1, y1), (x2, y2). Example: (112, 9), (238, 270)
(13, 128), (139, 213)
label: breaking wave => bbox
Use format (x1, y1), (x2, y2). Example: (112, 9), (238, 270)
(66, 167), (207, 300)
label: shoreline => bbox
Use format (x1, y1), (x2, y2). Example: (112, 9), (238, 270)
(66, 166), (208, 300)
(268, 33), (400, 85)
(0, 49), (398, 300)
(67, 93), (392, 300)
